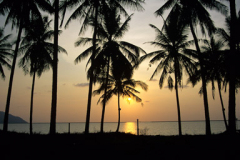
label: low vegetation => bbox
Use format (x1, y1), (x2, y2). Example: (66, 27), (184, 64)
(0, 130), (239, 159)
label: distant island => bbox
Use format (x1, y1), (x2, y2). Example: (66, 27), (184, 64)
(0, 111), (27, 123)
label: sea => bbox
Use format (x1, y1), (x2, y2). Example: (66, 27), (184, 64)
(0, 121), (239, 135)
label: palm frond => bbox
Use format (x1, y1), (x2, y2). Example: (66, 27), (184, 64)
(114, 14), (132, 40)
(75, 37), (94, 47)
(155, 0), (177, 16)
(74, 46), (94, 64)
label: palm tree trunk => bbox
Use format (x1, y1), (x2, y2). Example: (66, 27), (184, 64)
(100, 56), (110, 133)
(85, 71), (94, 134)
(174, 66), (182, 136)
(217, 79), (228, 130)
(116, 91), (121, 132)
(3, 20), (23, 133)
(85, 6), (99, 134)
(85, 72), (93, 134)
(30, 71), (36, 135)
(228, 0), (237, 134)
(190, 22), (211, 135)
(50, 0), (59, 135)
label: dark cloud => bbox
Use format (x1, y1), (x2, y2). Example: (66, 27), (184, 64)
(74, 83), (89, 87)
(182, 85), (189, 88)
(148, 79), (158, 82)
(164, 85), (189, 89)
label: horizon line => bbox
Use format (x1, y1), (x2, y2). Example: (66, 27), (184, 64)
(6, 119), (237, 124)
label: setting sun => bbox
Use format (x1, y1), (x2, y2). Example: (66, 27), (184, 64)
(128, 97), (131, 101)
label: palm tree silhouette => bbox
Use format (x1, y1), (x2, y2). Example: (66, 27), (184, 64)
(227, 0), (238, 134)
(0, 0), (53, 132)
(140, 14), (196, 136)
(93, 73), (148, 133)
(18, 17), (67, 135)
(50, 0), (59, 135)
(0, 28), (12, 80)
(75, 7), (145, 132)
(61, 0), (144, 134)
(155, 0), (227, 135)
(216, 4), (240, 133)
(201, 37), (228, 130)
(96, 7), (146, 133)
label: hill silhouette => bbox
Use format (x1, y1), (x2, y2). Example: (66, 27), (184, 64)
(0, 111), (27, 123)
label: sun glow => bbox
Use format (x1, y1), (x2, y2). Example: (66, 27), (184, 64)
(128, 97), (131, 101)
(123, 122), (136, 134)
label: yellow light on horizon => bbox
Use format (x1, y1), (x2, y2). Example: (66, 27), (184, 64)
(123, 122), (136, 134)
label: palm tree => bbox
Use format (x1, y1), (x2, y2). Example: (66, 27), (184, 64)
(75, 8), (146, 132)
(201, 37), (228, 130)
(0, 28), (12, 80)
(18, 17), (67, 135)
(0, 0), (53, 132)
(155, 0), (227, 135)
(50, 0), (59, 135)
(217, 2), (239, 133)
(60, 0), (144, 134)
(228, 0), (238, 134)
(96, 7), (146, 133)
(140, 14), (196, 136)
(93, 73), (148, 133)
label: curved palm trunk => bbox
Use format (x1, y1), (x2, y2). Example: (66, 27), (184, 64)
(228, 0), (237, 134)
(100, 56), (110, 133)
(50, 0), (59, 135)
(30, 71), (36, 135)
(3, 20), (23, 133)
(85, 6), (99, 134)
(116, 91), (121, 132)
(174, 67), (182, 136)
(85, 72), (94, 134)
(217, 79), (228, 130)
(190, 22), (211, 135)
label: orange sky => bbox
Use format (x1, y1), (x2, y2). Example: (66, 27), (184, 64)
(0, 0), (240, 123)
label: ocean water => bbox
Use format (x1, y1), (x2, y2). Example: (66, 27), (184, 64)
(0, 121), (239, 135)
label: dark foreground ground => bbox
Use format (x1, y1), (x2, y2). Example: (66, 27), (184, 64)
(0, 131), (239, 160)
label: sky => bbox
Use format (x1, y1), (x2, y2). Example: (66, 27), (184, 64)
(0, 0), (240, 123)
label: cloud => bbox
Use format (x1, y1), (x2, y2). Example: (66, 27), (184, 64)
(74, 83), (89, 87)
(145, 101), (150, 102)
(164, 85), (189, 89)
(148, 79), (158, 82)
(182, 85), (189, 88)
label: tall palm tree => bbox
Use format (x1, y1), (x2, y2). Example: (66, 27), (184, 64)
(50, 0), (59, 135)
(93, 73), (148, 133)
(18, 17), (67, 135)
(0, 28), (12, 80)
(96, 7), (146, 133)
(0, 0), (53, 132)
(228, 0), (238, 134)
(217, 2), (239, 133)
(155, 0), (227, 135)
(60, 0), (144, 134)
(75, 8), (146, 132)
(201, 37), (228, 130)
(140, 14), (196, 136)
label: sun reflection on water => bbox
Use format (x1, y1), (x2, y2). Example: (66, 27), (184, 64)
(123, 122), (137, 135)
